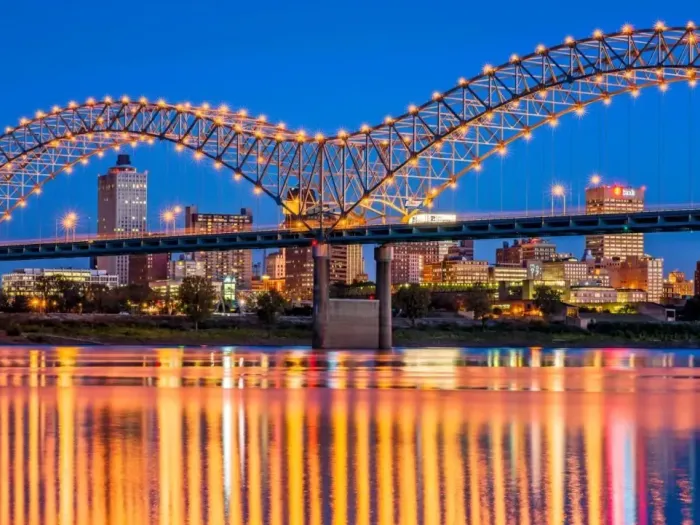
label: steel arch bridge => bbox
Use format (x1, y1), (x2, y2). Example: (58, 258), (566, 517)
(1, 22), (698, 233)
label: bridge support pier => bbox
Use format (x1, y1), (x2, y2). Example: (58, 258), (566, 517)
(375, 245), (393, 350)
(312, 243), (330, 349)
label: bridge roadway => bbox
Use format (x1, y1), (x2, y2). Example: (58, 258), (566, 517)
(0, 207), (699, 261)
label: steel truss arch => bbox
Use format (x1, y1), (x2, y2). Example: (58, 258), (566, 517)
(1, 23), (699, 230)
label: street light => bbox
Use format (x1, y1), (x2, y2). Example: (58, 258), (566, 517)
(161, 209), (176, 233)
(57, 211), (78, 240)
(551, 184), (566, 215)
(589, 174), (602, 187)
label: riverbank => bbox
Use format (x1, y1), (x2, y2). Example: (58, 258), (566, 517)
(0, 314), (698, 348)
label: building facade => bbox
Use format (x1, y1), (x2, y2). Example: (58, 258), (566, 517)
(422, 260), (489, 286)
(567, 282), (618, 305)
(696, 262), (700, 297)
(606, 255), (664, 303)
(585, 185), (645, 259)
(2, 268), (119, 296)
(185, 206), (253, 288)
(128, 253), (169, 287)
(496, 239), (556, 266)
(542, 259), (588, 285)
(346, 245), (365, 284)
(95, 154), (148, 285)
(169, 257), (206, 280)
(285, 245), (365, 300)
(264, 251), (286, 279)
(663, 270), (695, 299)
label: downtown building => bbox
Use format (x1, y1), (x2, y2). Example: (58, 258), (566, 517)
(585, 185), (645, 258)
(496, 238), (556, 266)
(264, 251), (286, 279)
(2, 268), (119, 297)
(696, 262), (700, 297)
(95, 155), (168, 285)
(185, 206), (253, 289)
(285, 244), (365, 301)
(390, 214), (468, 285)
(605, 255), (664, 304)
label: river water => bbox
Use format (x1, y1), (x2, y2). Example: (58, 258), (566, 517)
(0, 345), (699, 524)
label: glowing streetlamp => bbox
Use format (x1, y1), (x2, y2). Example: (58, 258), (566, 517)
(161, 209), (176, 233)
(57, 211), (78, 240)
(551, 184), (566, 215)
(589, 174), (602, 187)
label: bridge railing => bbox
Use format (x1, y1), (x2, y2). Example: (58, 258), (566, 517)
(2, 203), (699, 246)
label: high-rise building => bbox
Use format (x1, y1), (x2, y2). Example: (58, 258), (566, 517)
(542, 259), (588, 285)
(605, 255), (663, 303)
(422, 259), (489, 285)
(346, 245), (365, 284)
(496, 239), (556, 266)
(169, 257), (206, 280)
(185, 206), (253, 288)
(2, 268), (119, 297)
(265, 251), (286, 279)
(95, 154), (148, 285)
(696, 262), (700, 297)
(128, 253), (169, 286)
(585, 185), (645, 259)
(284, 245), (360, 300)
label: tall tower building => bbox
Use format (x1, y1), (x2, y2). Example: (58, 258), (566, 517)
(265, 251), (286, 279)
(285, 245), (360, 300)
(346, 245), (365, 284)
(95, 155), (148, 285)
(185, 206), (253, 288)
(585, 185), (645, 259)
(695, 261), (700, 297)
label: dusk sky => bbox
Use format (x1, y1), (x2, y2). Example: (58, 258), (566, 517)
(1, 0), (699, 278)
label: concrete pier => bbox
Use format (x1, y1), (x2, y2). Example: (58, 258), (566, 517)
(311, 243), (330, 349)
(374, 245), (393, 350)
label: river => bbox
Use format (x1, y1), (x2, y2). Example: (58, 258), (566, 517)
(0, 345), (699, 524)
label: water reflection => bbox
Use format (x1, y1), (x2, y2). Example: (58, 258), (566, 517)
(0, 346), (699, 524)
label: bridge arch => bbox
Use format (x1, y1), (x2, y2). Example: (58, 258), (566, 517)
(0, 23), (698, 230)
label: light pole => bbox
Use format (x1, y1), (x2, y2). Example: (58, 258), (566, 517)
(161, 209), (176, 234)
(57, 212), (78, 240)
(551, 184), (566, 215)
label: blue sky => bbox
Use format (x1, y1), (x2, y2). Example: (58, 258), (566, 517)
(1, 0), (699, 279)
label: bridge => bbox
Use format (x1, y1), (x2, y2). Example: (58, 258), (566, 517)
(1, 23), (700, 348)
(0, 207), (698, 261)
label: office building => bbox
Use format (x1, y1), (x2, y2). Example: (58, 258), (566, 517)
(251, 275), (285, 294)
(567, 282), (618, 305)
(285, 245), (361, 300)
(169, 257), (206, 280)
(346, 245), (365, 284)
(95, 154), (148, 285)
(616, 289), (648, 304)
(542, 259), (588, 285)
(2, 268), (118, 297)
(663, 270), (695, 299)
(128, 253), (169, 287)
(496, 238), (556, 266)
(265, 251), (286, 279)
(605, 255), (663, 303)
(422, 260), (489, 285)
(489, 266), (528, 284)
(185, 206), (253, 288)
(585, 185), (645, 258)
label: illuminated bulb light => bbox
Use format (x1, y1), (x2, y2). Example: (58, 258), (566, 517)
(659, 81), (669, 92)
(148, 138), (155, 145)
(473, 161), (482, 172)
(96, 117), (104, 124)
(426, 201), (434, 209)
(194, 150), (204, 160)
(536, 44), (547, 54)
(402, 135), (411, 143)
(409, 157), (418, 167)
(688, 21), (696, 29)
(121, 95), (130, 103)
(689, 33), (697, 44)
(430, 187), (438, 196)
(338, 129), (348, 139)
(593, 29), (604, 39)
(131, 140), (138, 147)
(523, 128), (532, 141)
(315, 133), (325, 142)
(65, 166), (73, 174)
(113, 144), (120, 151)
(104, 96), (113, 104)
(257, 114), (267, 122)
(218, 104), (229, 112)
(548, 116), (559, 127)
(510, 54), (520, 63)
(458, 77), (467, 86)
(360, 124), (370, 133)
(602, 95), (612, 106)
(86, 97), (96, 105)
(233, 171), (242, 181)
(483, 64), (495, 75)
(432, 91), (442, 101)
(690, 79), (698, 88)
(4, 214), (11, 221)
(19, 118), (29, 125)
(538, 90), (548, 99)
(277, 122), (286, 129)
(18, 200), (26, 208)
(594, 74), (604, 84)
(80, 158), (88, 165)
(655, 21), (667, 32)
(621, 24), (634, 34)
(35, 110), (45, 118)
(564, 36), (575, 46)
(624, 69), (634, 79)
(52, 105), (60, 113)
(234, 124), (243, 133)
(201, 102), (210, 110)
(68, 101), (77, 108)
(408, 104), (418, 114)
(214, 161), (222, 169)
(139, 97), (148, 104)
(157, 99), (166, 107)
(450, 180), (457, 189)
(630, 87), (641, 98)
(497, 143), (507, 156)
(33, 187), (41, 195)
(483, 111), (494, 122)
(254, 185), (263, 195)
(257, 155), (265, 164)
(275, 133), (283, 142)
(384, 116), (394, 124)
(175, 143), (184, 152)
(237, 109), (247, 117)
(97, 151), (105, 158)
(4, 127), (12, 133)
(385, 176), (394, 185)
(254, 130), (262, 139)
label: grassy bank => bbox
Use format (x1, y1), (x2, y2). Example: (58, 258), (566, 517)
(0, 315), (698, 348)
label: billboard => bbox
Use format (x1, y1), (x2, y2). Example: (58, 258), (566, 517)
(408, 213), (457, 225)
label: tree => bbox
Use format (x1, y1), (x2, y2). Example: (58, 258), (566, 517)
(55, 278), (84, 313)
(464, 284), (491, 325)
(177, 276), (216, 329)
(682, 296), (700, 321)
(0, 290), (10, 313)
(394, 284), (431, 326)
(256, 290), (287, 332)
(12, 295), (30, 313)
(534, 285), (563, 316)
